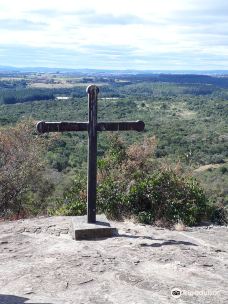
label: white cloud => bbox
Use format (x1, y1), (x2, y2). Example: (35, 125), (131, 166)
(0, 0), (227, 69)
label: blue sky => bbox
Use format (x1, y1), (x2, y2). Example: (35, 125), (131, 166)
(0, 0), (227, 70)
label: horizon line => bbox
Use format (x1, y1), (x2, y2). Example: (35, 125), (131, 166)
(1, 65), (228, 73)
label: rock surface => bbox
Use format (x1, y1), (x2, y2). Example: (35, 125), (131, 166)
(0, 216), (227, 304)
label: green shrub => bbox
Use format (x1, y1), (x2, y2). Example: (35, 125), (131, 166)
(57, 135), (214, 227)
(220, 166), (228, 174)
(208, 203), (228, 225)
(0, 120), (54, 219)
(97, 178), (124, 220)
(97, 170), (208, 226)
(54, 200), (86, 216)
(51, 177), (87, 216)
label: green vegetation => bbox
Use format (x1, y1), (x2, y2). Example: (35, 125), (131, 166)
(52, 135), (218, 226)
(0, 88), (54, 104)
(0, 72), (227, 225)
(0, 120), (54, 218)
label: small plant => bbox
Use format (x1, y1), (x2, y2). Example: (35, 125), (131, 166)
(220, 166), (227, 174)
(97, 178), (124, 220)
(51, 177), (87, 216)
(209, 203), (228, 225)
(54, 200), (86, 216)
(137, 211), (154, 224)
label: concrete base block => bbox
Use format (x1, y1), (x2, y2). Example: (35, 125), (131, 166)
(71, 214), (117, 240)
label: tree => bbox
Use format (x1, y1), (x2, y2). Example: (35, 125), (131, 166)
(0, 120), (54, 219)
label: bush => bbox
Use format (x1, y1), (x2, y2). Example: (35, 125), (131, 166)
(51, 177), (87, 216)
(54, 200), (87, 216)
(208, 202), (228, 225)
(97, 178), (124, 220)
(97, 170), (207, 226)
(59, 135), (211, 227)
(220, 166), (228, 174)
(97, 135), (208, 226)
(0, 120), (54, 219)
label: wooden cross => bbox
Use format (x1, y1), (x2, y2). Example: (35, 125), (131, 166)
(37, 85), (145, 223)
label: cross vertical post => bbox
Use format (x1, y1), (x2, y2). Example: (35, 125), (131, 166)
(87, 85), (99, 223)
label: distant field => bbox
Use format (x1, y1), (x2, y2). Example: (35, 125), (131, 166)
(29, 82), (108, 89)
(0, 77), (25, 80)
(29, 82), (76, 88)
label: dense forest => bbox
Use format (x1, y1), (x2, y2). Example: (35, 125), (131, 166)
(0, 72), (227, 224)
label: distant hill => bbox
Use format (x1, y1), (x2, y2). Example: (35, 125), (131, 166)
(0, 65), (228, 76)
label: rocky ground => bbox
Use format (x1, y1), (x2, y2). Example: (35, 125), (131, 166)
(0, 216), (227, 304)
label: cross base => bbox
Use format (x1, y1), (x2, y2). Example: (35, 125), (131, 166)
(71, 214), (117, 240)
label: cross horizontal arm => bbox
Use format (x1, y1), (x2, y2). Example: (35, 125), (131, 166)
(36, 121), (88, 133)
(97, 120), (145, 132)
(36, 120), (145, 134)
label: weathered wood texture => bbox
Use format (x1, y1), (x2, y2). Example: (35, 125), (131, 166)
(36, 121), (88, 133)
(97, 120), (145, 132)
(36, 121), (144, 133)
(87, 85), (99, 223)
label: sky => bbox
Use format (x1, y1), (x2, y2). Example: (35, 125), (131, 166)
(0, 0), (227, 70)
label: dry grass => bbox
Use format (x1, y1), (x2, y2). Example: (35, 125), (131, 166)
(174, 221), (187, 231)
(194, 163), (222, 172)
(29, 82), (76, 89)
(29, 82), (108, 89)
(177, 110), (196, 118)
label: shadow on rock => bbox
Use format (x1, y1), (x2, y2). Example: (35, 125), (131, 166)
(118, 234), (164, 241)
(118, 234), (197, 246)
(140, 240), (198, 247)
(0, 294), (51, 304)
